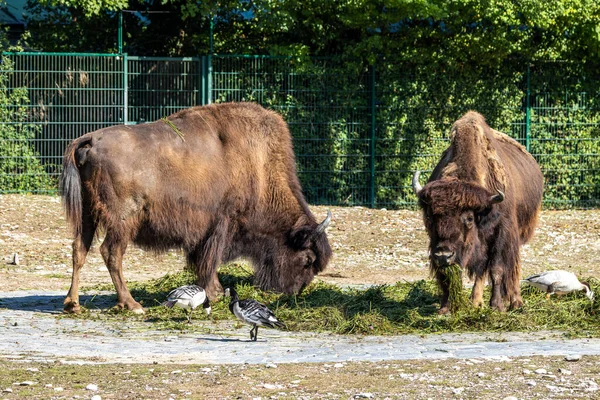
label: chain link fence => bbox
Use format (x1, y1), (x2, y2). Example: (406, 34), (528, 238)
(1, 52), (599, 208)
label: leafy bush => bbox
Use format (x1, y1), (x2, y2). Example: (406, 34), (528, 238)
(0, 57), (55, 193)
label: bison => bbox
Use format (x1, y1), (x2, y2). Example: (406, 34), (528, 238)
(412, 111), (543, 313)
(60, 102), (332, 314)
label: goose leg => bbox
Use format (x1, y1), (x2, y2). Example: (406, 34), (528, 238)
(546, 284), (555, 300)
(187, 309), (193, 324)
(254, 326), (259, 341)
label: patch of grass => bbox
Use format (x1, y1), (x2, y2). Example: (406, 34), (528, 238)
(71, 265), (600, 337)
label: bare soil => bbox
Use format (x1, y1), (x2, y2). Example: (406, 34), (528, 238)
(1, 355), (599, 399)
(1, 195), (599, 292)
(2, 194), (600, 399)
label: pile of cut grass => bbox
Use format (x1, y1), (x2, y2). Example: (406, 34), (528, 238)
(75, 263), (600, 337)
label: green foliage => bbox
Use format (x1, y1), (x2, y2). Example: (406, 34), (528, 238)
(76, 268), (600, 337)
(0, 57), (55, 193)
(16, 1), (600, 206)
(24, 0), (600, 64)
(38, 0), (128, 16)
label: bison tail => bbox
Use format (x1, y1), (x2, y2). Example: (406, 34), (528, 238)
(59, 136), (91, 237)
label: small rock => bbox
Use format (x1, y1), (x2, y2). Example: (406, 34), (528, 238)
(559, 368), (572, 375)
(565, 354), (581, 362)
(476, 372), (486, 378)
(45, 384), (53, 388)
(534, 368), (547, 374)
(86, 383), (98, 391)
(523, 369), (532, 375)
(263, 384), (277, 390)
(200, 368), (211, 373)
(526, 380), (537, 387)
(26, 368), (39, 372)
(170, 370), (182, 374)
(2, 388), (13, 393)
(355, 394), (374, 399)
(54, 387), (64, 392)
(266, 363), (277, 369)
(502, 397), (518, 400)
(91, 396), (102, 400)
(35, 266), (44, 270)
(452, 388), (464, 395)
(17, 381), (36, 386)
(546, 385), (560, 392)
(334, 363), (344, 368)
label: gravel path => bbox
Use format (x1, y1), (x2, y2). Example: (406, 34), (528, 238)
(2, 291), (600, 366)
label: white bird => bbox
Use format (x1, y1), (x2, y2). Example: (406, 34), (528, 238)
(522, 270), (594, 301)
(225, 287), (285, 341)
(162, 285), (211, 323)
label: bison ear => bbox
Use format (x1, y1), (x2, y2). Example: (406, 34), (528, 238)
(287, 226), (313, 250)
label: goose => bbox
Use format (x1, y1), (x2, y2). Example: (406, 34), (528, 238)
(522, 270), (594, 301)
(225, 287), (285, 341)
(162, 285), (211, 323)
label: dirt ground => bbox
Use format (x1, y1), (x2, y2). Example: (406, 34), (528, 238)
(1, 194), (599, 292)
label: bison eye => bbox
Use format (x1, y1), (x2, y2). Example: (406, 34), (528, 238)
(304, 253), (315, 268)
(464, 215), (474, 228)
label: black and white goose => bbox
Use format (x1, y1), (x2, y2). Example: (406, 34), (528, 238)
(522, 270), (594, 301)
(225, 287), (285, 341)
(162, 285), (211, 323)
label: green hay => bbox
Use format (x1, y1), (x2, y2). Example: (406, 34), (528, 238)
(444, 263), (469, 313)
(161, 117), (185, 142)
(72, 268), (600, 338)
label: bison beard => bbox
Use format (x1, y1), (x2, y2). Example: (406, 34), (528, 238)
(414, 111), (543, 314)
(59, 102), (332, 314)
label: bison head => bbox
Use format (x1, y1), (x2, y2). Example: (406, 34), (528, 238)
(413, 172), (504, 271)
(254, 211), (332, 295)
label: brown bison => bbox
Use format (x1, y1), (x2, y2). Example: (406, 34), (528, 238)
(413, 111), (543, 314)
(60, 102), (332, 314)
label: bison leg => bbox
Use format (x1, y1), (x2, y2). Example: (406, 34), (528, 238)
(100, 231), (144, 314)
(435, 270), (451, 315)
(489, 265), (506, 312)
(64, 211), (96, 314)
(470, 275), (485, 308)
(188, 219), (229, 301)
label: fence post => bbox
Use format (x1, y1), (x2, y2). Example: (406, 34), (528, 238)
(122, 53), (128, 125)
(369, 62), (376, 208)
(201, 55), (212, 105)
(525, 64), (531, 151)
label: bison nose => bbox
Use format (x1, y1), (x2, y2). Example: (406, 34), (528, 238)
(433, 249), (455, 266)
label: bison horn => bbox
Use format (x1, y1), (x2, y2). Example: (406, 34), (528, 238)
(412, 171), (423, 195)
(315, 210), (332, 234)
(490, 189), (505, 204)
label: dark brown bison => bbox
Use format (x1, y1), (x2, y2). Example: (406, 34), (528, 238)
(60, 102), (332, 314)
(413, 111), (543, 314)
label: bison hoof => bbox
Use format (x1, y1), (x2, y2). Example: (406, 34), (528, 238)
(437, 306), (450, 315)
(63, 301), (82, 314)
(491, 302), (506, 312)
(113, 302), (145, 314)
(509, 299), (524, 310)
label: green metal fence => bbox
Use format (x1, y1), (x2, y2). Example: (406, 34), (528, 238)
(1, 52), (599, 208)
